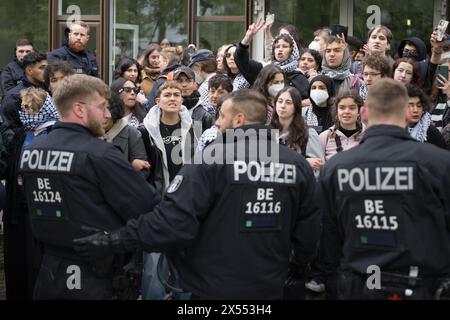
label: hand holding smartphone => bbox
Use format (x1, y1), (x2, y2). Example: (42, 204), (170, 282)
(435, 20), (449, 42)
(265, 13), (275, 26)
(436, 64), (449, 88)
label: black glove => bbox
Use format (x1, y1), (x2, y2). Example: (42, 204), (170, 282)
(73, 228), (131, 260)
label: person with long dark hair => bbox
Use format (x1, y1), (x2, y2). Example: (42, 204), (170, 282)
(110, 77), (147, 128)
(104, 93), (150, 175)
(252, 64), (285, 123)
(271, 86), (324, 173)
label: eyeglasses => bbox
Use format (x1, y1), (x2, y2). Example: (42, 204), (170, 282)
(363, 72), (382, 77)
(119, 87), (140, 94)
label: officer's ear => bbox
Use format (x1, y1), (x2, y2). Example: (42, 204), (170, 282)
(73, 101), (87, 118)
(360, 105), (368, 124)
(233, 112), (246, 128)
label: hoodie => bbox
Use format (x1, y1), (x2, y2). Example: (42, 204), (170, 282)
(143, 105), (197, 189)
(398, 37), (434, 94)
(398, 37), (428, 61)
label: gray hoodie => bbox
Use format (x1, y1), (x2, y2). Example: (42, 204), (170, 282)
(143, 105), (198, 188)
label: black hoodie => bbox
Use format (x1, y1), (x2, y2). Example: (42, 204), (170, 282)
(398, 37), (435, 94)
(398, 37), (428, 61)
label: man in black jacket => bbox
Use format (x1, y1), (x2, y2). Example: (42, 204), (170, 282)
(1, 39), (34, 95)
(320, 78), (450, 300)
(19, 74), (159, 299)
(47, 21), (99, 77)
(1, 52), (48, 128)
(74, 89), (321, 299)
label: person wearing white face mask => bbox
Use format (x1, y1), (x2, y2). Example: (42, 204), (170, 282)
(308, 40), (321, 53)
(252, 64), (285, 124)
(303, 75), (335, 134)
(234, 18), (310, 101)
(308, 27), (332, 56)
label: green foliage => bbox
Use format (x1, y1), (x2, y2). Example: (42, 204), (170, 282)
(353, 0), (434, 56)
(266, 0), (340, 46)
(0, 0), (49, 68)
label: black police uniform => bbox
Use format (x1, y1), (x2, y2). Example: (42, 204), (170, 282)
(1, 58), (24, 94)
(19, 122), (159, 299)
(77, 124), (321, 299)
(319, 125), (450, 299)
(47, 46), (99, 77)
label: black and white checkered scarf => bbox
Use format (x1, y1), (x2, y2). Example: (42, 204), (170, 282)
(19, 94), (60, 130)
(409, 112), (431, 143)
(271, 33), (300, 74)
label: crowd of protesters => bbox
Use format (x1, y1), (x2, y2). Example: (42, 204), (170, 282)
(0, 16), (449, 300)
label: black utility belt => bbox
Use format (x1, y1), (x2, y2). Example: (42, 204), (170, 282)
(347, 270), (450, 300)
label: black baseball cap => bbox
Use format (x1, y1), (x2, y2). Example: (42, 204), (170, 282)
(188, 49), (215, 67)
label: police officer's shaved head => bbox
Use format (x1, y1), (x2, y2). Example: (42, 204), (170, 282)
(53, 74), (110, 117)
(365, 78), (408, 124)
(223, 89), (267, 124)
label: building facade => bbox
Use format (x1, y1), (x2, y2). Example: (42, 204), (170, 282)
(0, 0), (448, 86)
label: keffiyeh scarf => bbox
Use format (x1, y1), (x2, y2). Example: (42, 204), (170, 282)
(271, 33), (300, 74)
(409, 112), (431, 142)
(304, 106), (319, 127)
(233, 74), (251, 91)
(19, 94), (60, 130)
(321, 46), (352, 81)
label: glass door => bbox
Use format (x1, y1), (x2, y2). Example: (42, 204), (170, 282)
(52, 0), (104, 78)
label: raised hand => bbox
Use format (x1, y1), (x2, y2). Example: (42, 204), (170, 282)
(242, 16), (265, 46)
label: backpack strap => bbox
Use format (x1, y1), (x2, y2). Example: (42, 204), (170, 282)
(335, 135), (343, 153)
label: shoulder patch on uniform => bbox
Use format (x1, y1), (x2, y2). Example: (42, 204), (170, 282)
(167, 175), (183, 193)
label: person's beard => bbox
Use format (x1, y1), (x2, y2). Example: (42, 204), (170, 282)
(86, 109), (106, 137)
(68, 38), (87, 53)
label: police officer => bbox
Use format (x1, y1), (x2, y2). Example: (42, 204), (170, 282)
(47, 21), (99, 77)
(319, 78), (450, 300)
(1, 39), (34, 94)
(74, 89), (321, 300)
(19, 74), (159, 299)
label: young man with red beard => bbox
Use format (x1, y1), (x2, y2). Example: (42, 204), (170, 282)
(47, 21), (99, 77)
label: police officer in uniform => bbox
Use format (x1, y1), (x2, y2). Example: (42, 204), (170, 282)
(47, 21), (99, 77)
(74, 89), (321, 300)
(319, 78), (450, 300)
(19, 74), (159, 299)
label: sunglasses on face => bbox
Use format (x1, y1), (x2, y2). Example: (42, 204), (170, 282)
(119, 87), (140, 94)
